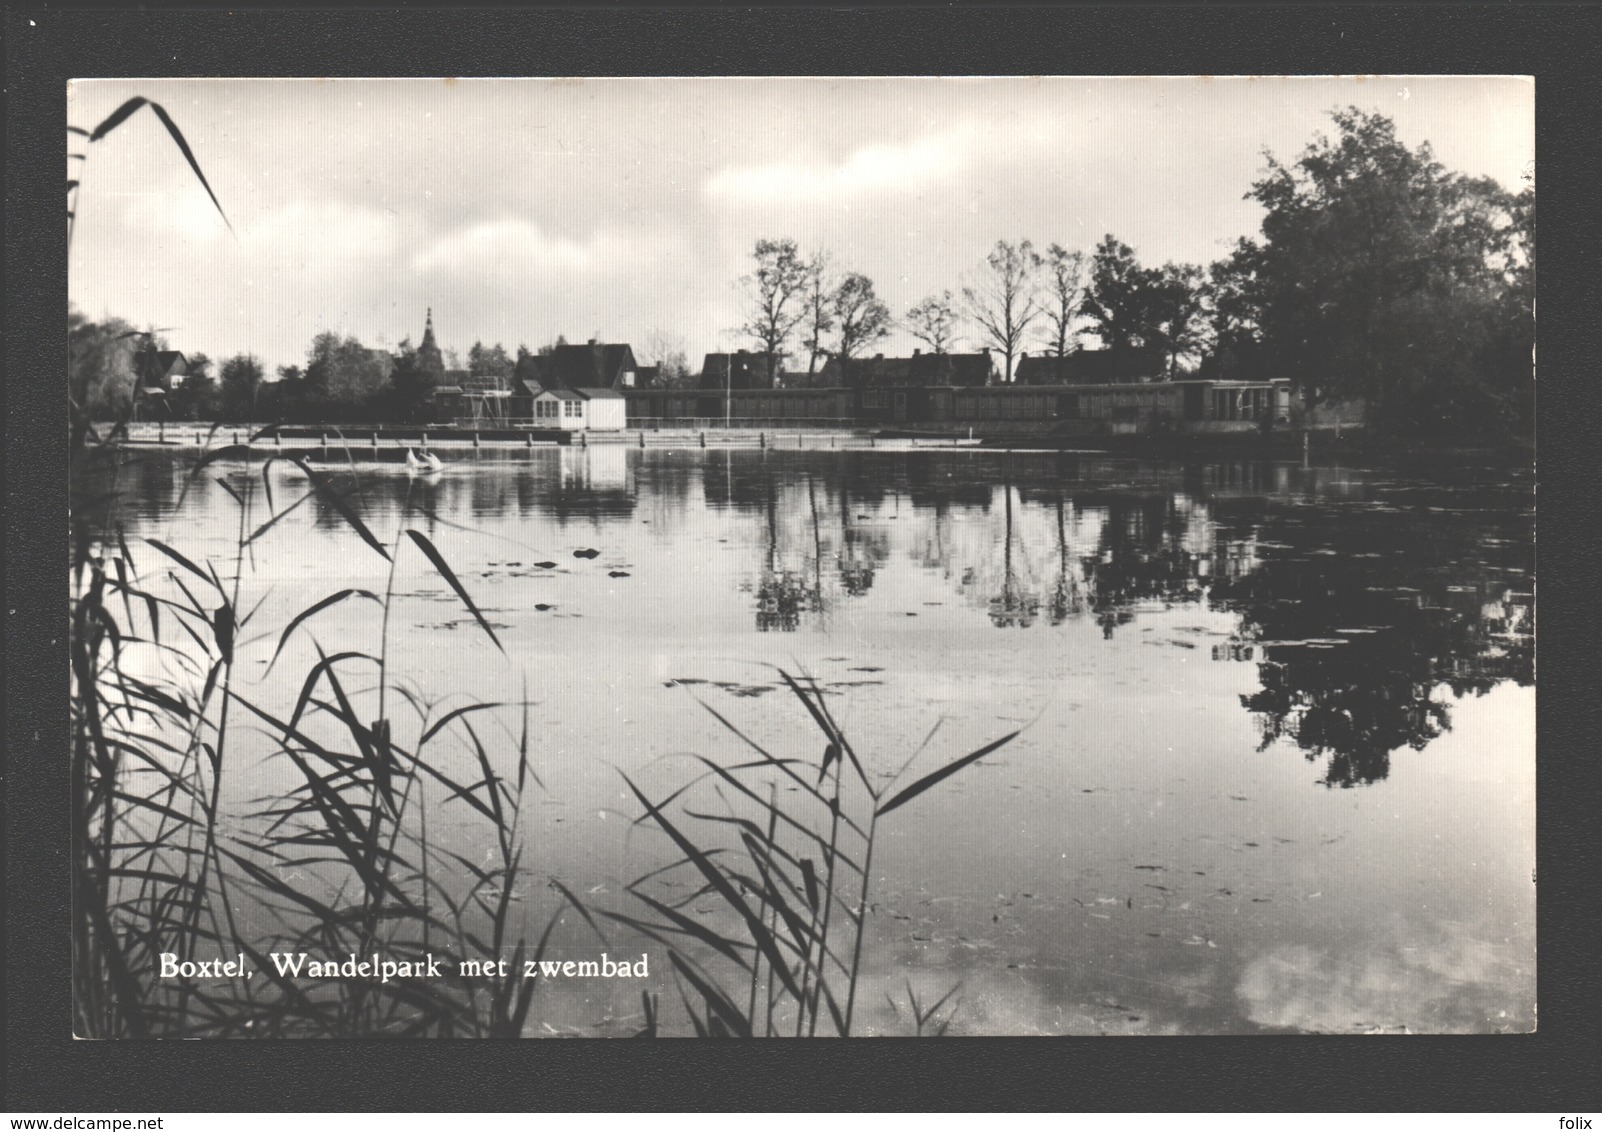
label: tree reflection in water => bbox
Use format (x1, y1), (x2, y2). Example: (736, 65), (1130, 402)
(989, 482), (1040, 628)
(705, 451), (1531, 783)
(753, 471), (826, 632)
(836, 483), (882, 598)
(1046, 495), (1089, 626)
(1213, 556), (1533, 788)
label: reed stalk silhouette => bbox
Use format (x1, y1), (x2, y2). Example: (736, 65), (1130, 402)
(69, 97), (559, 1037)
(70, 420), (563, 1036)
(609, 672), (1021, 1037)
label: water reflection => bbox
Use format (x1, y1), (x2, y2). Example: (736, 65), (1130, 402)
(118, 447), (1532, 788)
(682, 451), (1531, 786)
(1212, 535), (1534, 788)
(110, 445), (1534, 1033)
(751, 471), (823, 633)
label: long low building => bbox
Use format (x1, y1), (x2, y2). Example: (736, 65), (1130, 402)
(622, 386), (856, 428)
(622, 379), (1300, 433)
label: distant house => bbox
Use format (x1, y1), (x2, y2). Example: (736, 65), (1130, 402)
(522, 384), (626, 431)
(1015, 347), (1167, 385)
(843, 349), (997, 389)
(527, 386), (564, 425)
(573, 387), (627, 430)
(698, 350), (779, 391)
(540, 386), (625, 430)
(834, 350), (1000, 425)
(534, 340), (640, 390)
(430, 384), (465, 424)
(134, 349), (188, 393)
(912, 351), (997, 387)
(839, 354), (912, 387)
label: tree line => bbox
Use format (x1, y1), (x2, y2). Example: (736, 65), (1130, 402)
(74, 108), (1531, 440)
(729, 108), (1531, 439)
(67, 314), (613, 426)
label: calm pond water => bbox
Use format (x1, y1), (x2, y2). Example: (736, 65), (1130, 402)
(113, 445), (1535, 1035)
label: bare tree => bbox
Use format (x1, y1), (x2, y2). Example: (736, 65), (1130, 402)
(738, 237), (810, 387)
(832, 272), (892, 380)
(643, 328), (693, 389)
(962, 239), (1043, 382)
(1042, 244), (1086, 359)
(904, 290), (961, 354)
(799, 250), (836, 377)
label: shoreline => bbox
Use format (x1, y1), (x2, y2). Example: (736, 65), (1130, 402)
(112, 422), (1534, 464)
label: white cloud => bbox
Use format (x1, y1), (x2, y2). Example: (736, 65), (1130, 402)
(1236, 928), (1532, 1033)
(704, 129), (970, 206)
(244, 200), (402, 262)
(409, 219), (639, 278)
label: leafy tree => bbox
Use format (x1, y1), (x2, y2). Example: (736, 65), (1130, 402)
(1082, 236), (1206, 377)
(738, 237), (810, 386)
(1237, 107), (1532, 437)
(1082, 236), (1150, 353)
(963, 239), (1042, 382)
(1040, 245), (1086, 359)
(1146, 263), (1208, 376)
(1198, 238), (1271, 380)
(387, 337), (437, 423)
(904, 291), (960, 354)
(513, 345), (542, 386)
(260, 363), (304, 421)
(467, 341), (513, 384)
(305, 332), (393, 420)
(831, 272), (892, 379)
(68, 309), (138, 419)
(218, 354), (264, 423)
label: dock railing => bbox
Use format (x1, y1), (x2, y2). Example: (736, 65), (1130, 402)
(623, 416), (857, 431)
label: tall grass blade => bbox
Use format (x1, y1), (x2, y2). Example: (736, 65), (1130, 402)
(146, 102), (234, 236)
(89, 97), (151, 141)
(800, 858), (820, 914)
(418, 702), (504, 748)
(547, 877), (609, 946)
(268, 589), (381, 673)
(245, 488), (314, 546)
(404, 530), (503, 652)
(604, 892), (753, 968)
(778, 671), (869, 788)
(668, 952), (751, 1038)
(875, 729), (1022, 818)
(292, 459), (390, 561)
(144, 539), (214, 588)
(621, 775), (804, 1004)
(284, 650), (378, 737)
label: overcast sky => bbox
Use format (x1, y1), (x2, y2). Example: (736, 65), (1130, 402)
(67, 76), (1533, 373)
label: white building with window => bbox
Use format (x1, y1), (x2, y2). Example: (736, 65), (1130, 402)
(571, 387), (627, 431)
(526, 385), (625, 431)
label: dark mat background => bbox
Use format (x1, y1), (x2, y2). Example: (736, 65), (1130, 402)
(7, 3), (1598, 1112)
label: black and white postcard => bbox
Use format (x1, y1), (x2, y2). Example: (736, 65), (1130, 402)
(65, 74), (1535, 1040)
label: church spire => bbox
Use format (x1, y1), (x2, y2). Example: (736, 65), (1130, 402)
(417, 307), (445, 379)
